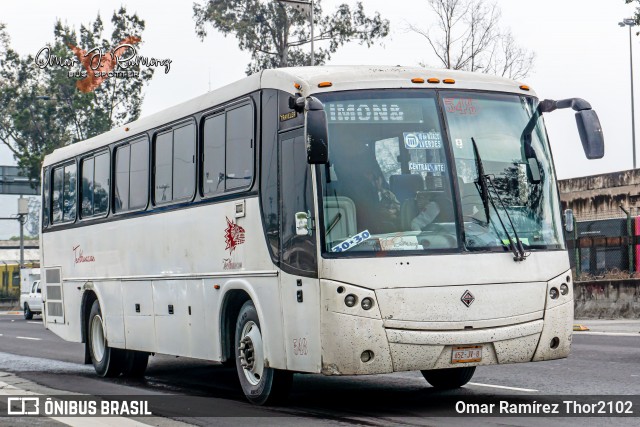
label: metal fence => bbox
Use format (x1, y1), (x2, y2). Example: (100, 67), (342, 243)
(566, 217), (638, 280)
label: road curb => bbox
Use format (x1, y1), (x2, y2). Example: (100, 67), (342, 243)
(0, 311), (22, 315)
(573, 324), (590, 331)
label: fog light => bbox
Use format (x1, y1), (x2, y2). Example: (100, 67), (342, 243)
(550, 337), (560, 349)
(560, 283), (569, 295)
(344, 294), (357, 307)
(549, 287), (559, 299)
(361, 297), (374, 310)
(361, 350), (374, 363)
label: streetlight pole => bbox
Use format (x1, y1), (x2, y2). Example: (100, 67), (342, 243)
(278, 0), (314, 66)
(620, 18), (637, 169)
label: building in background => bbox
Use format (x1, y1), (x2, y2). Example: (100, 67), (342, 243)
(559, 170), (640, 278)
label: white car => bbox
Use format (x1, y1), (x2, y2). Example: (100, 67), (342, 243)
(20, 280), (42, 320)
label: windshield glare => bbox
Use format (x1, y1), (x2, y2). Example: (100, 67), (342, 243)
(318, 90), (563, 255)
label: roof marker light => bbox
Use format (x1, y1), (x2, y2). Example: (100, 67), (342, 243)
(411, 78), (425, 84)
(124, 127), (130, 131)
(520, 85), (530, 91)
(318, 81), (333, 88)
(443, 78), (456, 84)
(427, 78), (440, 84)
(294, 83), (302, 90)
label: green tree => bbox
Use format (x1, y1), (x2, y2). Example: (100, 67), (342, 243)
(193, 0), (390, 75)
(0, 7), (153, 183)
(626, 0), (640, 24)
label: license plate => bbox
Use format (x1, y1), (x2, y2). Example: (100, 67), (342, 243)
(451, 345), (483, 363)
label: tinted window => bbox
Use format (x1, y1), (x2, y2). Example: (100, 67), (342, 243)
(280, 133), (316, 275)
(154, 131), (173, 204)
(94, 153), (109, 215)
(62, 164), (76, 222)
(42, 168), (50, 228)
(226, 105), (253, 190)
(202, 114), (226, 196)
(173, 124), (196, 200)
(129, 139), (149, 210)
(115, 145), (130, 212)
(52, 167), (63, 223)
(81, 157), (94, 217)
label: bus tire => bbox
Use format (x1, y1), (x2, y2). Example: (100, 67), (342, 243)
(88, 299), (125, 377)
(24, 303), (33, 320)
(421, 367), (476, 389)
(234, 300), (293, 405)
(121, 350), (149, 378)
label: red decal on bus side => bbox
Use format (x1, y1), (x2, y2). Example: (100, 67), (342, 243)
(224, 217), (246, 254)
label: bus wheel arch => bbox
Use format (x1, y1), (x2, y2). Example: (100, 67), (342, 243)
(220, 289), (252, 367)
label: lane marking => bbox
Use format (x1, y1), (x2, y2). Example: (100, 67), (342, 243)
(575, 331), (640, 337)
(16, 336), (42, 341)
(467, 382), (538, 392)
(27, 321), (42, 325)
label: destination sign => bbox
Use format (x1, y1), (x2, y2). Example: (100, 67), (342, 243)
(326, 100), (424, 123)
(403, 131), (442, 149)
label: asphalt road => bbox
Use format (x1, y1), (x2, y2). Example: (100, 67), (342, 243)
(0, 313), (639, 426)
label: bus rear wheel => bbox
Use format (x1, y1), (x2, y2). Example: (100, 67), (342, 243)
(421, 367), (476, 389)
(234, 300), (292, 405)
(88, 299), (125, 377)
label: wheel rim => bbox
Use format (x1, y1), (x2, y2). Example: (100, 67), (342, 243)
(90, 314), (106, 363)
(238, 320), (265, 386)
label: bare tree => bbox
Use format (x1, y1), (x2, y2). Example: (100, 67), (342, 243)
(409, 0), (535, 80)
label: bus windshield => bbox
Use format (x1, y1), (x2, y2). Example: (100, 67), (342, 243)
(317, 90), (563, 255)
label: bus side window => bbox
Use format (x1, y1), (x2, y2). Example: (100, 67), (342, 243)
(173, 123), (196, 200)
(202, 114), (225, 196)
(115, 145), (131, 212)
(154, 131), (173, 203)
(62, 163), (76, 222)
(42, 167), (50, 228)
(129, 139), (149, 210)
(51, 166), (64, 223)
(226, 104), (254, 191)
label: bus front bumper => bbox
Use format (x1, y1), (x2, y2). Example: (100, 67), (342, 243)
(319, 280), (573, 376)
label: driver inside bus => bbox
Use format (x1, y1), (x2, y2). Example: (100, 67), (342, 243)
(335, 142), (400, 234)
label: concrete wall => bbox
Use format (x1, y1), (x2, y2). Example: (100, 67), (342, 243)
(574, 279), (640, 319)
(559, 169), (640, 219)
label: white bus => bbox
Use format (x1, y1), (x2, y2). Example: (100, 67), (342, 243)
(40, 66), (604, 405)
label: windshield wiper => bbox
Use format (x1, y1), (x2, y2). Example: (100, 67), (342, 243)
(471, 138), (527, 262)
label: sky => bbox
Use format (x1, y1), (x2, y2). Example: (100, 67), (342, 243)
(0, 0), (638, 237)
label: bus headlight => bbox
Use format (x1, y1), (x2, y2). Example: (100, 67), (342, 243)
(344, 294), (357, 307)
(549, 287), (559, 299)
(560, 283), (569, 296)
(361, 297), (374, 310)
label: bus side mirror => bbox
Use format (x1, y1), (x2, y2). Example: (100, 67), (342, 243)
(305, 97), (329, 164)
(575, 110), (604, 159)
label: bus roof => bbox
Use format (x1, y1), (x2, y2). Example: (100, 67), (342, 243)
(43, 65), (534, 167)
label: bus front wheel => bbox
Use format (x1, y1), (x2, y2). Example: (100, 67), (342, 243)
(234, 300), (292, 405)
(87, 299), (125, 377)
(421, 367), (476, 389)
